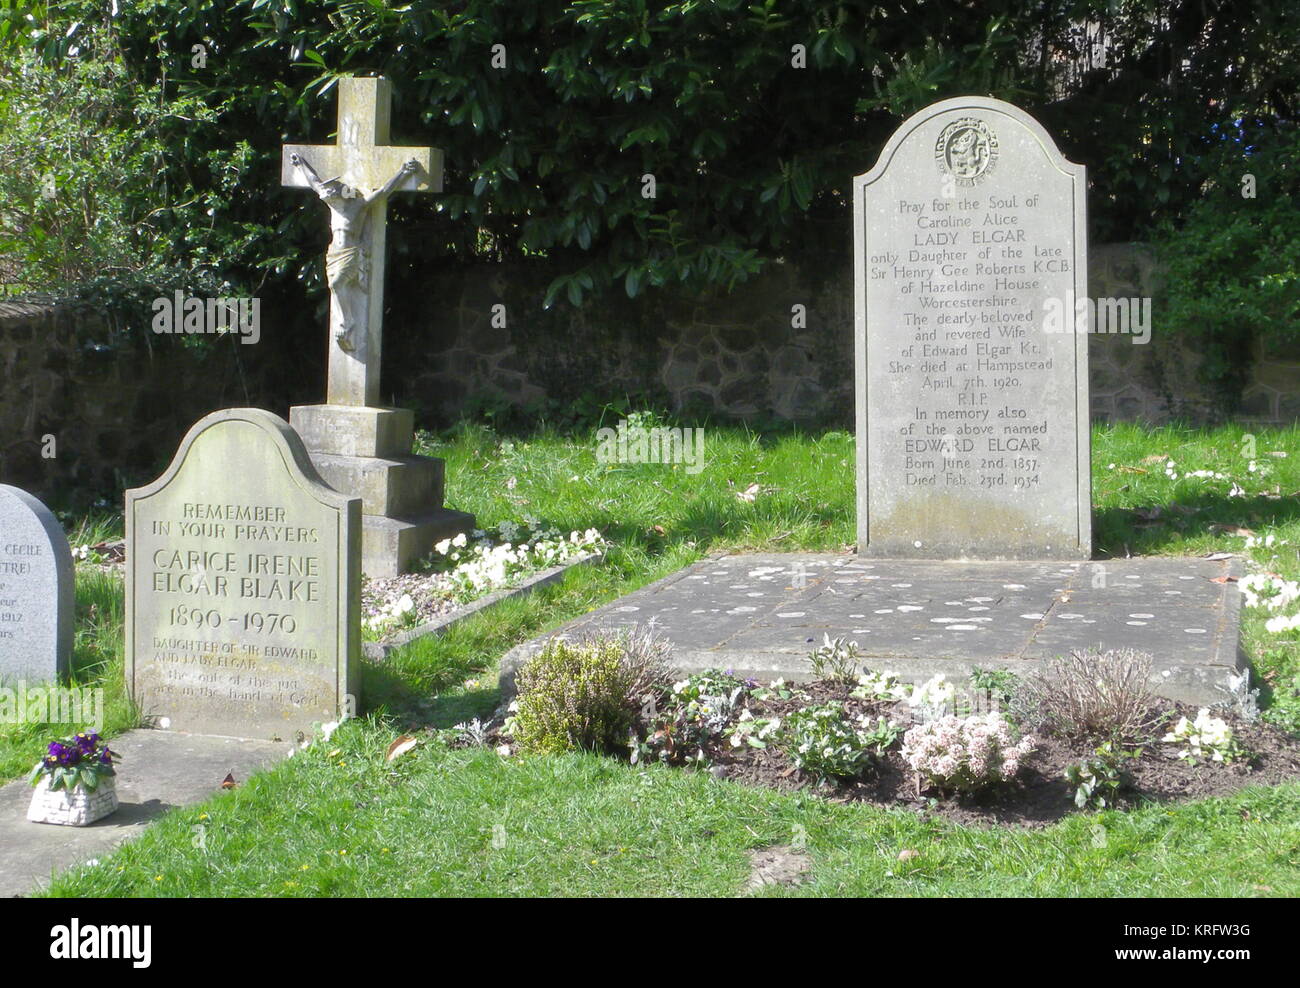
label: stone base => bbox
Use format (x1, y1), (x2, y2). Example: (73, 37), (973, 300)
(289, 403), (475, 578)
(309, 452), (443, 517)
(363, 509), (476, 579)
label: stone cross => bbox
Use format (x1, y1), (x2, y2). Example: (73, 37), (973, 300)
(281, 76), (442, 407)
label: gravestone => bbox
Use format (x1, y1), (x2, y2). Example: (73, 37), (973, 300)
(0, 485), (73, 683)
(854, 96), (1090, 558)
(125, 409), (361, 739)
(281, 75), (473, 578)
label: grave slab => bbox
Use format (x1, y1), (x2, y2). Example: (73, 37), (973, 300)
(0, 729), (285, 897)
(499, 553), (1245, 706)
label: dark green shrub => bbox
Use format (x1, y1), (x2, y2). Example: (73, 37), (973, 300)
(1153, 124), (1300, 404)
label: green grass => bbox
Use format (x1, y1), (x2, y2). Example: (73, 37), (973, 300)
(42, 717), (1300, 898)
(20, 420), (1300, 896)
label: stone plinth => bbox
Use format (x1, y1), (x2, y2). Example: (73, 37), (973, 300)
(290, 403), (474, 578)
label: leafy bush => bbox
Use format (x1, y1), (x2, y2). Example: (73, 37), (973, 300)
(637, 668), (747, 766)
(1153, 123), (1300, 402)
(0, 25), (261, 315)
(1064, 741), (1141, 810)
(1162, 708), (1245, 766)
(901, 713), (1035, 794)
(778, 703), (900, 782)
(510, 627), (674, 755)
(1011, 649), (1161, 744)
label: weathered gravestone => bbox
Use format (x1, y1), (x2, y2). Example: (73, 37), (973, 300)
(281, 75), (474, 578)
(0, 485), (73, 683)
(854, 96), (1091, 558)
(125, 409), (361, 738)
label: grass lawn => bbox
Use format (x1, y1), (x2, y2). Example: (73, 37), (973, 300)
(8, 420), (1300, 897)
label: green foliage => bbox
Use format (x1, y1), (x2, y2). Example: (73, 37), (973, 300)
(778, 702), (899, 782)
(1153, 124), (1300, 401)
(1064, 740), (1141, 811)
(0, 21), (268, 328)
(1261, 670), (1300, 736)
(637, 668), (746, 765)
(970, 667), (1020, 707)
(510, 628), (672, 755)
(14, 0), (1291, 316)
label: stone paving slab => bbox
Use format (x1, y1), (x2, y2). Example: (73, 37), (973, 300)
(0, 729), (285, 897)
(500, 553), (1245, 705)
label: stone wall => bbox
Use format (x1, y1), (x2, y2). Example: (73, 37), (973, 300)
(394, 244), (1299, 427)
(0, 300), (266, 504)
(4, 244), (1296, 506)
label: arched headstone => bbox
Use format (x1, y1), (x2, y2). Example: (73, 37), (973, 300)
(125, 409), (361, 738)
(854, 96), (1091, 558)
(0, 485), (74, 683)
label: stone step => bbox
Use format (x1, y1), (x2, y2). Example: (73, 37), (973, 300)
(308, 451), (444, 518)
(361, 509), (476, 579)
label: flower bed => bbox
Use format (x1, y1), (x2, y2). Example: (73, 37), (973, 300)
(494, 635), (1300, 828)
(641, 677), (1299, 827)
(362, 520), (606, 642)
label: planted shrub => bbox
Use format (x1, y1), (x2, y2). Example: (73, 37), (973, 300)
(970, 667), (1020, 707)
(1011, 648), (1160, 743)
(779, 702), (900, 782)
(902, 712), (1036, 794)
(1163, 708), (1245, 765)
(808, 634), (862, 683)
(511, 627), (674, 755)
(637, 668), (748, 765)
(1064, 741), (1141, 810)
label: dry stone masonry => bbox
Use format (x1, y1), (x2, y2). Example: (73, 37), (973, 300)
(854, 96), (1091, 559)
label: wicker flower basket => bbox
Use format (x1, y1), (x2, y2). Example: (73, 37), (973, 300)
(27, 774), (119, 826)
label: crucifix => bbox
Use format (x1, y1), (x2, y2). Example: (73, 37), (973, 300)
(281, 76), (443, 407)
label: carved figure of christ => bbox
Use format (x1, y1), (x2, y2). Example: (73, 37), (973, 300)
(289, 152), (419, 355)
(281, 76), (442, 407)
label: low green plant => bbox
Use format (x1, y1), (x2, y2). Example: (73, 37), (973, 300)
(510, 629), (673, 755)
(808, 634), (862, 683)
(778, 702), (900, 782)
(636, 668), (747, 765)
(850, 668), (909, 701)
(1064, 740), (1142, 810)
(971, 667), (1021, 707)
(724, 709), (781, 750)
